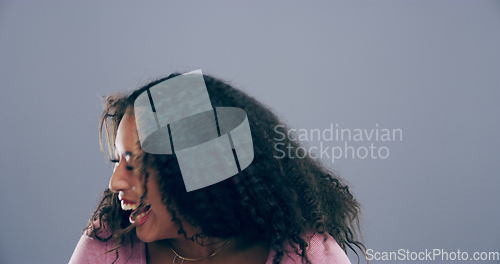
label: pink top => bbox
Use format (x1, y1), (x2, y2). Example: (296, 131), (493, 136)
(69, 229), (351, 264)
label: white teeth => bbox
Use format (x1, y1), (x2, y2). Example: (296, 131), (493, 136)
(121, 201), (139, 211)
(132, 206), (151, 222)
(128, 204), (152, 225)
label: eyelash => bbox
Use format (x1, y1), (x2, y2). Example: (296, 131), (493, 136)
(109, 159), (134, 171)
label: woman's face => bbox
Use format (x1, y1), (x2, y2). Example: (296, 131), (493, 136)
(108, 112), (181, 242)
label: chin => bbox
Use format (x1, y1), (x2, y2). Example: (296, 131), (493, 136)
(135, 228), (157, 243)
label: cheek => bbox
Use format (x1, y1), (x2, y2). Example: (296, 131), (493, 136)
(148, 189), (177, 230)
(150, 203), (181, 239)
(145, 172), (182, 236)
(154, 202), (174, 225)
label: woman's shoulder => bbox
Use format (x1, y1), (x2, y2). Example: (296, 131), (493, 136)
(68, 220), (146, 264)
(303, 232), (351, 264)
(266, 232), (351, 264)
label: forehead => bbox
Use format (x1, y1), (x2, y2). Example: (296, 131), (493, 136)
(115, 113), (141, 154)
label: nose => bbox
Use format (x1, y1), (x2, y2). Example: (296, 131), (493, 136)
(108, 160), (132, 192)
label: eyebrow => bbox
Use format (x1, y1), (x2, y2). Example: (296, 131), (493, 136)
(113, 150), (135, 159)
(124, 151), (134, 159)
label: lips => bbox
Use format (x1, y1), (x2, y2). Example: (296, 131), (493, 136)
(119, 196), (152, 226)
(129, 203), (152, 226)
(120, 199), (139, 211)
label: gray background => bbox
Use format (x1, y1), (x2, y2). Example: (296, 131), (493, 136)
(0, 1), (499, 263)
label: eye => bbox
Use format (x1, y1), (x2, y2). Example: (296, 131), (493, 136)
(109, 155), (134, 171)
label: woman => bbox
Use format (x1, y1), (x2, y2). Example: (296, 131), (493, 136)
(69, 71), (365, 264)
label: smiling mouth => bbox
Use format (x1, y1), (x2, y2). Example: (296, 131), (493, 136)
(121, 200), (139, 211)
(129, 203), (152, 226)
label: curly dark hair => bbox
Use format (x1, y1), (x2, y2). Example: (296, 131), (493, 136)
(86, 72), (366, 264)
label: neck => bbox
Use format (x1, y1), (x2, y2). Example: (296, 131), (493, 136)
(147, 236), (270, 264)
(156, 236), (233, 260)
